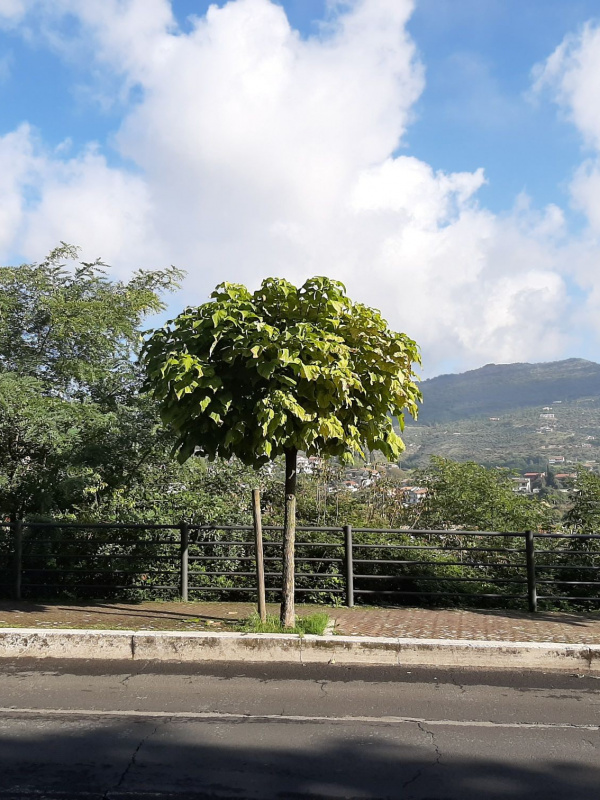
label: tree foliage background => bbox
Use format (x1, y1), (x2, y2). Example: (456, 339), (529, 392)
(0, 244), (183, 521)
(1, 247), (598, 610)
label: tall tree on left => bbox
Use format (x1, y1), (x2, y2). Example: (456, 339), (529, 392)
(0, 243), (183, 520)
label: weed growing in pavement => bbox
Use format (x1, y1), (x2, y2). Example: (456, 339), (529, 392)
(238, 612), (330, 635)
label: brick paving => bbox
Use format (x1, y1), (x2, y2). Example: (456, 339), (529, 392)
(1, 600), (600, 643)
(332, 606), (600, 644)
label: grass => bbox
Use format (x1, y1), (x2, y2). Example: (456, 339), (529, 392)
(238, 612), (330, 635)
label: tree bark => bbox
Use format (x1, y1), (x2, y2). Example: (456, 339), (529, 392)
(280, 447), (297, 628)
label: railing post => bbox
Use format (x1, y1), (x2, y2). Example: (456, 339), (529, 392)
(525, 530), (537, 613)
(13, 520), (23, 601)
(343, 524), (354, 608)
(179, 521), (189, 602)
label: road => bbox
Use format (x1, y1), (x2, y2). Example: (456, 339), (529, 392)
(0, 659), (598, 799)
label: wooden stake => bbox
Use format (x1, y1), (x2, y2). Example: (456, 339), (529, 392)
(280, 448), (297, 628)
(252, 488), (267, 623)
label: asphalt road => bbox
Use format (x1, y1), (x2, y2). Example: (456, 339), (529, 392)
(0, 659), (598, 799)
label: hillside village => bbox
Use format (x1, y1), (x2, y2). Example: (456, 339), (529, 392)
(399, 398), (600, 474)
(397, 360), (600, 475)
(292, 392), (600, 504)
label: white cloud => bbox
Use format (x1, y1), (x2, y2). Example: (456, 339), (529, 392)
(533, 22), (600, 233)
(530, 21), (600, 359)
(533, 22), (600, 151)
(0, 0), (596, 374)
(23, 146), (166, 270)
(0, 124), (164, 269)
(0, 0), (26, 26)
(0, 125), (36, 253)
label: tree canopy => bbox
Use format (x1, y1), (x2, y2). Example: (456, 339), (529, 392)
(0, 244), (182, 519)
(564, 469), (600, 534)
(1, 243), (181, 393)
(410, 457), (553, 532)
(142, 276), (421, 466)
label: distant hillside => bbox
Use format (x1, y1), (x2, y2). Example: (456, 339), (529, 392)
(399, 399), (600, 469)
(398, 358), (600, 469)
(413, 358), (600, 425)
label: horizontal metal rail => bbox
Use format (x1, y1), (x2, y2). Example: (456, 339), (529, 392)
(535, 564), (600, 571)
(22, 522), (181, 530)
(350, 543), (524, 552)
(537, 595), (600, 601)
(352, 559), (524, 568)
(534, 533), (600, 539)
(536, 579), (600, 585)
(353, 528), (525, 537)
(188, 555), (344, 563)
(354, 589), (525, 598)
(354, 574), (527, 584)
(22, 569), (179, 576)
(28, 539), (180, 546)
(23, 554), (178, 560)
(536, 549), (600, 555)
(24, 583), (180, 590)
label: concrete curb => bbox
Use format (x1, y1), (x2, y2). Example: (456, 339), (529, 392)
(0, 628), (599, 671)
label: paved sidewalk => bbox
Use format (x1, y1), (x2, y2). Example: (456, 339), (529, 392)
(1, 600), (600, 644)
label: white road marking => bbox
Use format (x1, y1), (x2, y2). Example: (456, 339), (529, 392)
(0, 707), (598, 731)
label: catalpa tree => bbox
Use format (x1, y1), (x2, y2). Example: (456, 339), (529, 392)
(141, 277), (421, 626)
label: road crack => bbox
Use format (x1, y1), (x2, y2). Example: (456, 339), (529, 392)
(402, 767), (423, 790)
(402, 720), (443, 792)
(119, 661), (149, 687)
(418, 721), (442, 766)
(104, 717), (169, 798)
(448, 671), (466, 695)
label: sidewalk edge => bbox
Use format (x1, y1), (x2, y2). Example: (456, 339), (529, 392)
(0, 629), (598, 671)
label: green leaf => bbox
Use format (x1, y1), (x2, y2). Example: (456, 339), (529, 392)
(211, 309), (227, 328)
(257, 361), (277, 379)
(316, 391), (331, 409)
(299, 363), (319, 381)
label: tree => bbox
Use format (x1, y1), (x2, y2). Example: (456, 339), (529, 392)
(545, 463), (557, 489)
(0, 244), (182, 519)
(552, 468), (600, 603)
(564, 468), (600, 533)
(410, 457), (552, 532)
(141, 276), (421, 626)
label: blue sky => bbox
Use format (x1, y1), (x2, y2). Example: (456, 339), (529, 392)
(409, 0), (596, 214)
(1, 0), (600, 375)
(1, 0), (594, 214)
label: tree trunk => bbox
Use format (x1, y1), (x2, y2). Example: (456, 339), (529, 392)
(280, 447), (297, 628)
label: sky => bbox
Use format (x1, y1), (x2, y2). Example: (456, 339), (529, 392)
(1, 0), (600, 377)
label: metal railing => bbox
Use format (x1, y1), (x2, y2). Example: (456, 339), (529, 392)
(1, 521), (599, 610)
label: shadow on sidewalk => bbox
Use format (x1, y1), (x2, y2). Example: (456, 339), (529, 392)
(467, 607), (600, 627)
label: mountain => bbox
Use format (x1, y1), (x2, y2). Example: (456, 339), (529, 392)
(412, 358), (600, 425)
(399, 359), (600, 469)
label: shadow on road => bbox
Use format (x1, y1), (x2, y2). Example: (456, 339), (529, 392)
(0, 715), (598, 799)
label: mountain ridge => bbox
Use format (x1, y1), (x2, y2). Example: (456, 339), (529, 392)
(413, 358), (600, 425)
